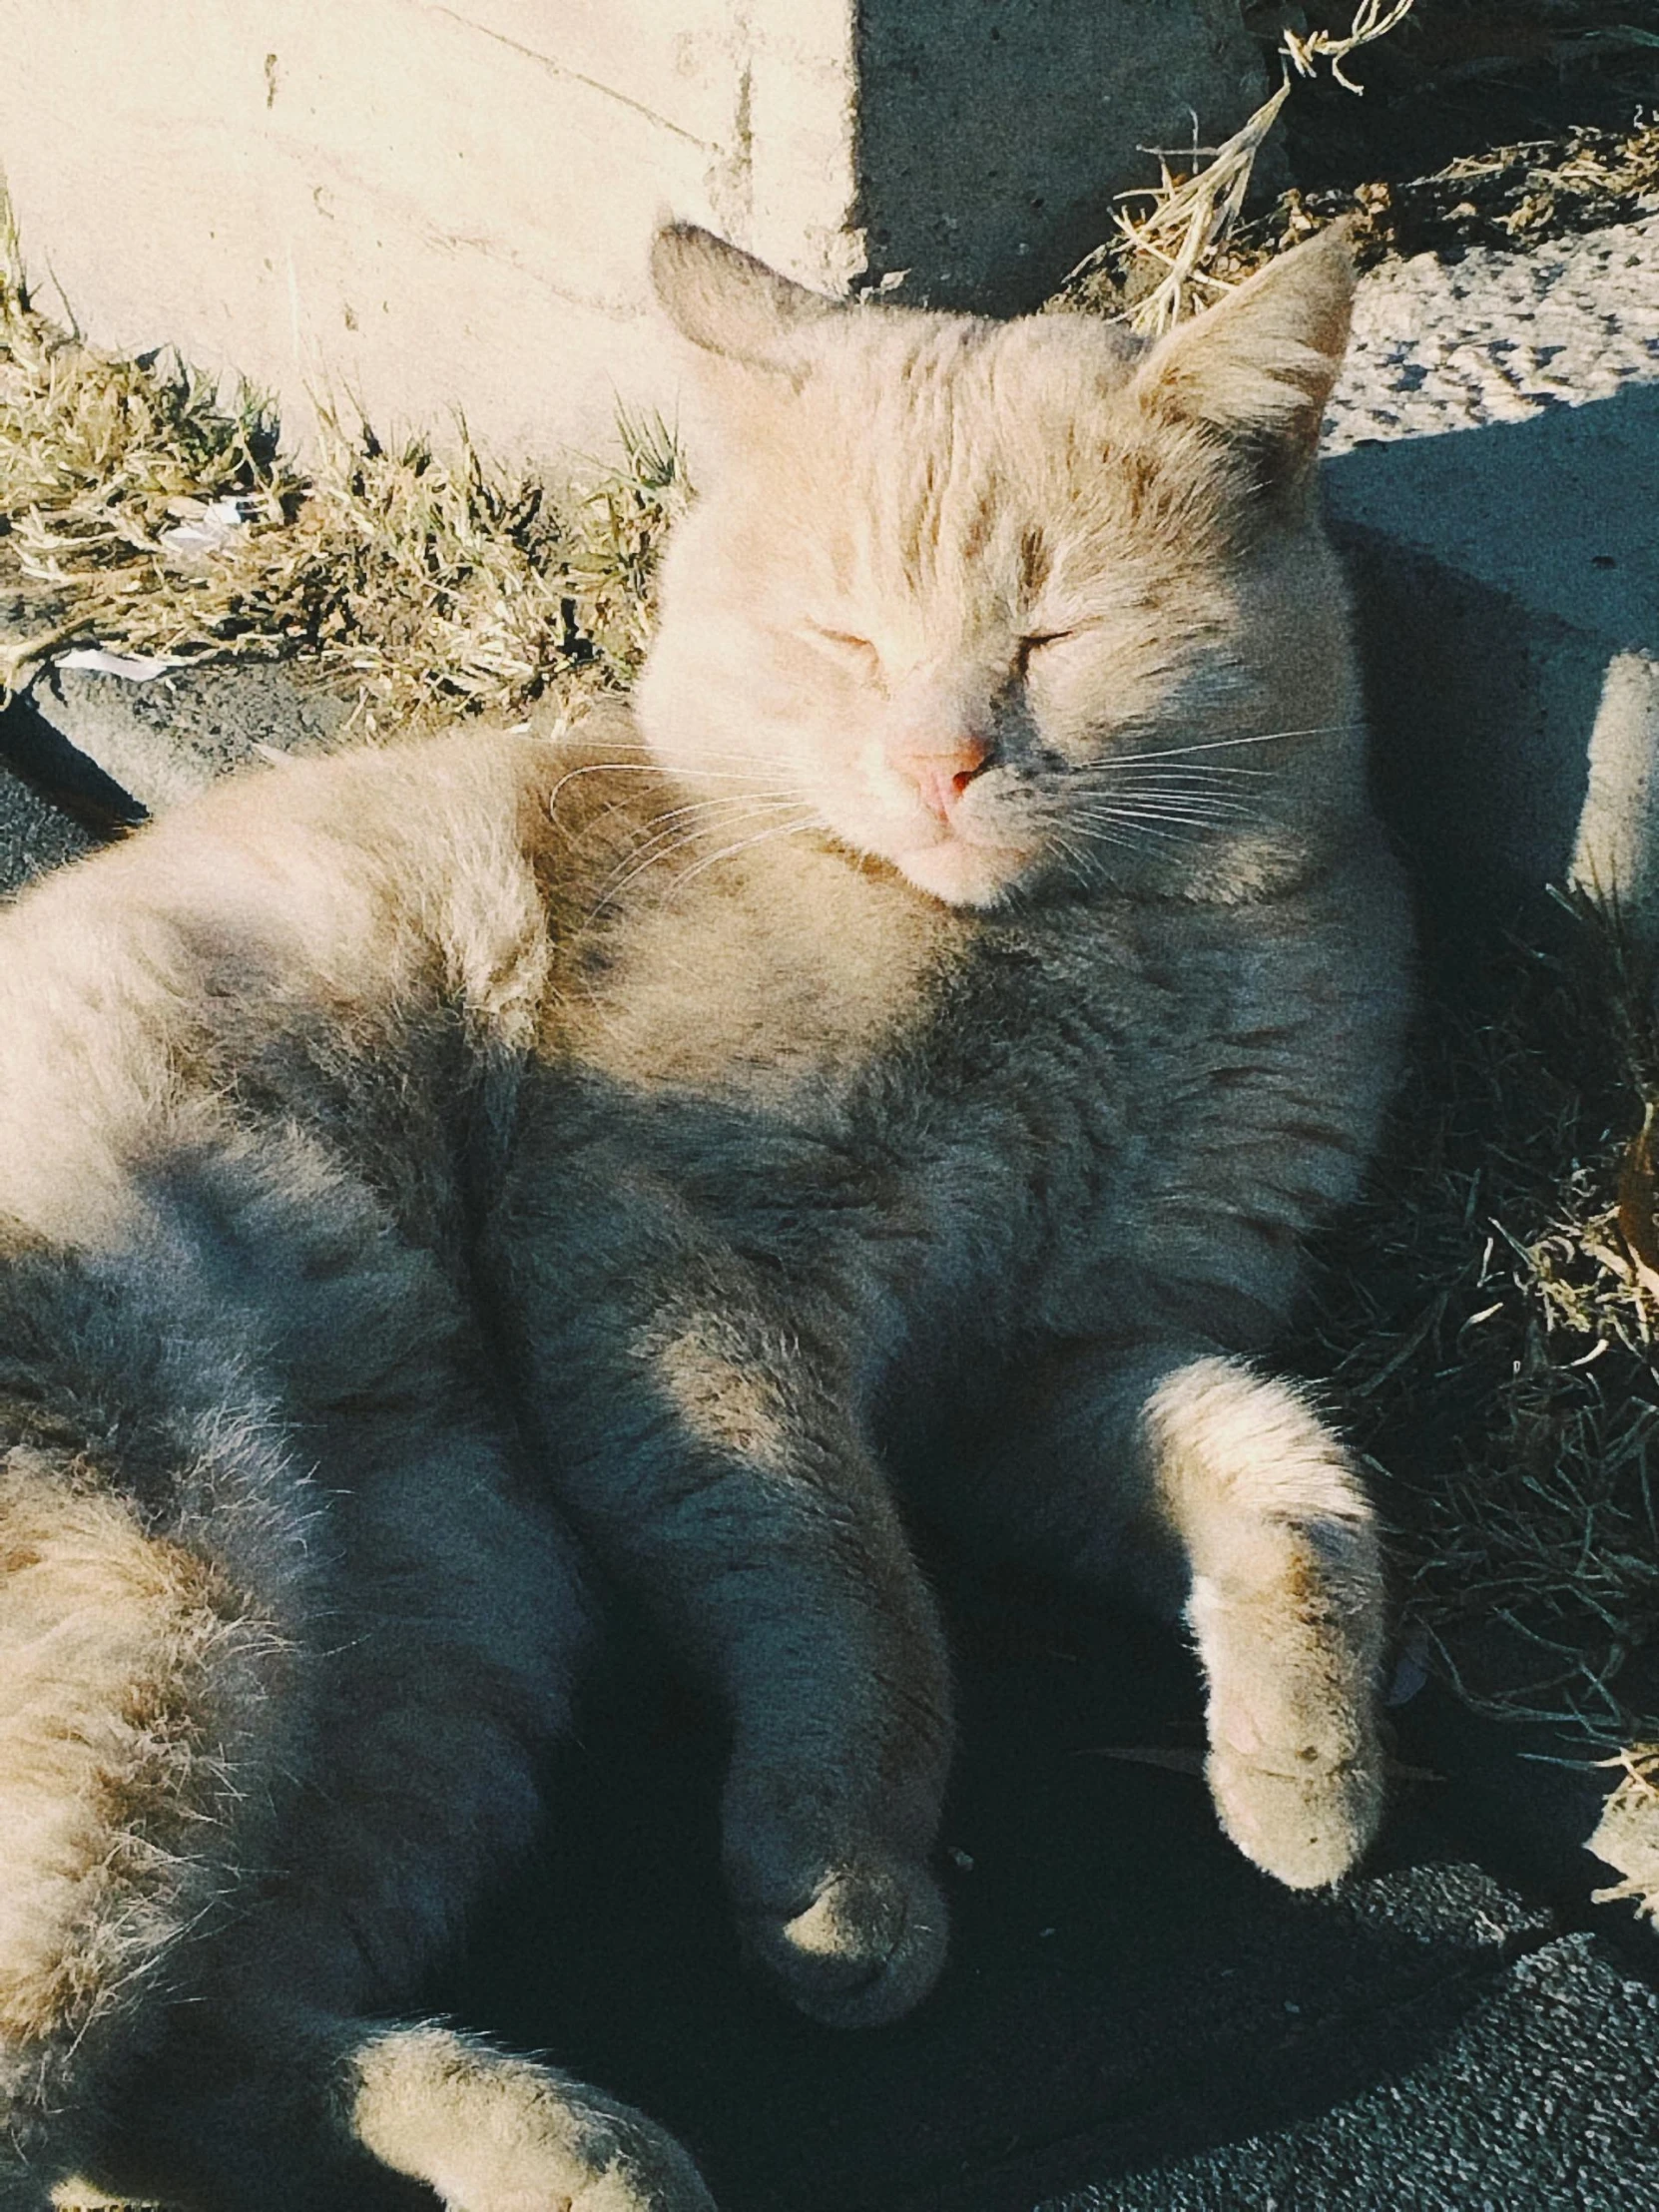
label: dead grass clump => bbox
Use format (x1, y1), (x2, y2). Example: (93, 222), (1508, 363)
(0, 193), (685, 723)
(1051, 0), (1659, 329)
(1292, 896), (1659, 1761)
(1056, 0), (1418, 331)
(1055, 116), (1659, 318)
(1591, 1747), (1659, 1923)
(1076, 80), (1294, 335)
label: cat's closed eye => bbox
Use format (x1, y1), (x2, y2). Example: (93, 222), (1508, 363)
(802, 624), (884, 683)
(1014, 631), (1078, 678)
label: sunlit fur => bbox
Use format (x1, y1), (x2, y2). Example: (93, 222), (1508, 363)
(0, 225), (1409, 2211)
(640, 228), (1368, 912)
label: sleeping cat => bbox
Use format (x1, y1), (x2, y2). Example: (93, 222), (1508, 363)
(0, 220), (1409, 2209)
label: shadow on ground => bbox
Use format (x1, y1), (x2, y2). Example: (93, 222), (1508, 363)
(438, 1565), (1550, 2212)
(1329, 380), (1659, 938)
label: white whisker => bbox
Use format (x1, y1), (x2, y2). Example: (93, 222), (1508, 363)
(1078, 819), (1186, 848)
(589, 799), (810, 919)
(1106, 721), (1362, 766)
(1089, 763), (1273, 785)
(598, 795), (797, 887)
(1072, 804), (1231, 835)
(1067, 822), (1153, 859)
(671, 815), (825, 893)
(547, 759), (806, 815)
(1076, 791), (1256, 822)
(1055, 828), (1117, 885)
(638, 793), (804, 835)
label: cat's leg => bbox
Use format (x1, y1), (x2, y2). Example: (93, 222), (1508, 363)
(0, 1412), (310, 2205)
(587, 1416), (952, 2030)
(74, 1404), (716, 2212)
(103, 2011), (715, 2212)
(346, 2018), (716, 2212)
(506, 1274), (954, 2028)
(949, 1343), (1385, 1889)
(0, 1259), (711, 2211)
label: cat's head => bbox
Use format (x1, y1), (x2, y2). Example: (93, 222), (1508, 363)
(636, 222), (1365, 909)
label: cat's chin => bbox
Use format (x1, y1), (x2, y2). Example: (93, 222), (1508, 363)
(889, 834), (1031, 908)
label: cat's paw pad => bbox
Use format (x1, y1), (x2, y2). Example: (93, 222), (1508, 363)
(742, 1858), (948, 2028)
(1206, 1738), (1383, 1890)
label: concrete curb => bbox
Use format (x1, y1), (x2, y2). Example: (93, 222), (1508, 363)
(1324, 211), (1659, 930)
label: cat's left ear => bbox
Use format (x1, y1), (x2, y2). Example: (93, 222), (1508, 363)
(1128, 224), (1355, 496)
(651, 223), (842, 375)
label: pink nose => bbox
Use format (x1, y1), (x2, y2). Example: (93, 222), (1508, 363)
(896, 736), (991, 822)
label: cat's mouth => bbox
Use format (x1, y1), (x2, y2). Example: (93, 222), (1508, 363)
(888, 824), (1038, 907)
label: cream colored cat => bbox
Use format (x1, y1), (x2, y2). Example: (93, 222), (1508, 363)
(0, 221), (1408, 2210)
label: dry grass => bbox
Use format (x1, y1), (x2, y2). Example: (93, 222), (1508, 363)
(1056, 115), (1659, 318)
(1059, 0), (1418, 332)
(1280, 0), (1420, 95)
(1592, 1746), (1659, 1924)
(1290, 896), (1659, 1786)
(1081, 80), (1295, 335)
(0, 189), (686, 726)
(1053, 0), (1659, 327)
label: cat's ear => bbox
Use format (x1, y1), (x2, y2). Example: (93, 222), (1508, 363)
(1128, 225), (1355, 494)
(651, 223), (841, 374)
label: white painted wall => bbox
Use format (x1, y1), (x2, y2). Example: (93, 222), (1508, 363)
(0, 2), (1263, 465)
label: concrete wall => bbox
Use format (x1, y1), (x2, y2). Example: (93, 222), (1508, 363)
(857, 0), (1265, 311)
(0, 1), (1265, 465)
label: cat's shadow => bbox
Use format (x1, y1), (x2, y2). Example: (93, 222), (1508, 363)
(440, 1558), (1521, 2212)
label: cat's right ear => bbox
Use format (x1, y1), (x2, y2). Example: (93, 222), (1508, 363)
(651, 223), (841, 376)
(1127, 223), (1356, 500)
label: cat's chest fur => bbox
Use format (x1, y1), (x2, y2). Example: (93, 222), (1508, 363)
(516, 749), (1402, 1368)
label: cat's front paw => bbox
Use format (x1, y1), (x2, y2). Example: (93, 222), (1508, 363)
(740, 1857), (948, 2028)
(1206, 1731), (1383, 1890)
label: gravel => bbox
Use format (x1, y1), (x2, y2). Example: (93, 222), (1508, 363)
(1326, 206), (1659, 451)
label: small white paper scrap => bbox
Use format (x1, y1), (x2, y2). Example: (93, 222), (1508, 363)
(57, 648), (185, 683)
(158, 495), (257, 564)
